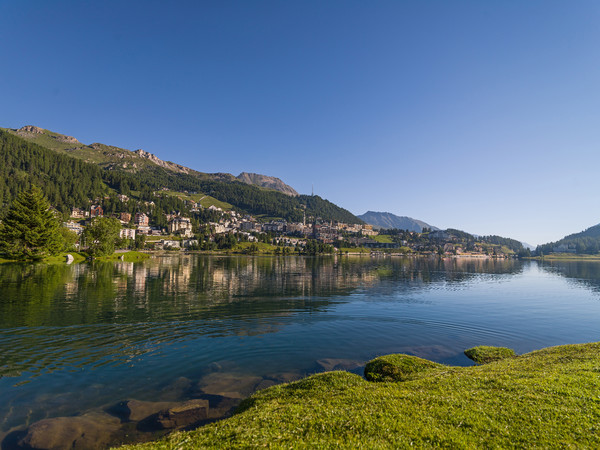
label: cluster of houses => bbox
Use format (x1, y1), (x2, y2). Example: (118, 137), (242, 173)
(65, 207), (193, 243)
(60, 202), (517, 257)
(62, 203), (380, 250)
(203, 207), (378, 244)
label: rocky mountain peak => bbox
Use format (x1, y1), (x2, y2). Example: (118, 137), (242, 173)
(133, 149), (190, 174)
(237, 172), (299, 196)
(18, 125), (44, 134)
(16, 125), (80, 144)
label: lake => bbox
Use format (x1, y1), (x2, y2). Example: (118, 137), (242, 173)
(1, 255), (600, 447)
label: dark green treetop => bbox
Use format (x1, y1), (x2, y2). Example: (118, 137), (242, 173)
(0, 186), (63, 260)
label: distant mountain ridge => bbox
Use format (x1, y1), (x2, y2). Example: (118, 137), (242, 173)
(237, 172), (298, 196)
(358, 211), (438, 232)
(537, 223), (600, 254)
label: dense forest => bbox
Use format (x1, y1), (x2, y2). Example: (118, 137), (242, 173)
(0, 130), (106, 215)
(536, 224), (600, 255)
(379, 227), (527, 256)
(0, 129), (362, 224)
(480, 235), (526, 254)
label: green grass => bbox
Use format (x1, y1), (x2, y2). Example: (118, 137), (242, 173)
(371, 234), (394, 244)
(0, 252), (88, 264)
(257, 216), (285, 222)
(0, 257), (18, 264)
(364, 354), (443, 382)
(43, 252), (88, 264)
(198, 195), (232, 210)
(123, 342), (600, 448)
(233, 241), (279, 254)
(159, 190), (232, 210)
(533, 253), (600, 261)
(3, 127), (81, 153)
(379, 246), (414, 254)
(338, 247), (370, 254)
(464, 346), (516, 364)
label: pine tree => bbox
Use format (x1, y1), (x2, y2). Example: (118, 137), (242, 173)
(0, 186), (63, 260)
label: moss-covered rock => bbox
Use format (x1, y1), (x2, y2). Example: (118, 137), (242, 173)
(364, 354), (444, 382)
(122, 343), (600, 449)
(464, 345), (516, 364)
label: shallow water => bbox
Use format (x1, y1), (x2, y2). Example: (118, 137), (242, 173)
(1, 255), (600, 445)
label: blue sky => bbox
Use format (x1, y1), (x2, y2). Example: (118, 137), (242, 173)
(2, 0), (599, 246)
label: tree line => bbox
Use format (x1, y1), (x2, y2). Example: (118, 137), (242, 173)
(536, 224), (600, 255)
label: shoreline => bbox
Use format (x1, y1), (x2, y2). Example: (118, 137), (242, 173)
(117, 341), (600, 449)
(8, 342), (598, 449)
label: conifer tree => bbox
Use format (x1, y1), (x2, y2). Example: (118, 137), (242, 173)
(0, 186), (63, 260)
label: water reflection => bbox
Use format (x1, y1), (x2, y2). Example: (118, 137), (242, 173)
(0, 256), (523, 380)
(0, 256), (522, 329)
(1, 255), (536, 445)
(539, 259), (600, 295)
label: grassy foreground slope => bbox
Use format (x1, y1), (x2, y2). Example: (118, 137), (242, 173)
(125, 342), (600, 448)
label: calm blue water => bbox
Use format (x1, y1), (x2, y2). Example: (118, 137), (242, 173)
(1, 255), (600, 443)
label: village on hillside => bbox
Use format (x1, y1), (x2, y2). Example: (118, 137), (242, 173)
(61, 193), (521, 257)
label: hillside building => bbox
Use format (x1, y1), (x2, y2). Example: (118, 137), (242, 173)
(120, 228), (136, 240)
(90, 205), (103, 218)
(168, 217), (193, 237)
(135, 213), (149, 226)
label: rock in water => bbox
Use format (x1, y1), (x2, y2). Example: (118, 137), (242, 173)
(150, 399), (209, 430)
(18, 412), (120, 450)
(316, 358), (363, 372)
(107, 399), (179, 422)
(195, 373), (262, 399)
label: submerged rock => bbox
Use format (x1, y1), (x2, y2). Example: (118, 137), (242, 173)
(107, 399), (179, 422)
(205, 395), (241, 420)
(154, 376), (193, 401)
(146, 399), (209, 430)
(316, 358), (363, 372)
(195, 373), (262, 399)
(18, 411), (120, 450)
(266, 371), (303, 383)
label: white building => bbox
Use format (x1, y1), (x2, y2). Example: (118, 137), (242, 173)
(168, 217), (193, 237)
(120, 228), (136, 240)
(63, 221), (84, 235)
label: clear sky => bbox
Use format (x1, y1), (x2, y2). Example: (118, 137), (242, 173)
(2, 0), (599, 246)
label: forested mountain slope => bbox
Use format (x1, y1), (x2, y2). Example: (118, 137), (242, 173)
(0, 128), (361, 224)
(537, 224), (600, 254)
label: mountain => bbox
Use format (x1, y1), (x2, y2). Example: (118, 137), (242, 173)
(0, 126), (362, 224)
(358, 211), (438, 232)
(537, 223), (600, 255)
(5, 126), (229, 179)
(521, 242), (536, 251)
(237, 172), (299, 197)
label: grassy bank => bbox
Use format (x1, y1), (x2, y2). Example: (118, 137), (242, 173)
(124, 342), (600, 448)
(43, 252), (88, 264)
(531, 253), (600, 261)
